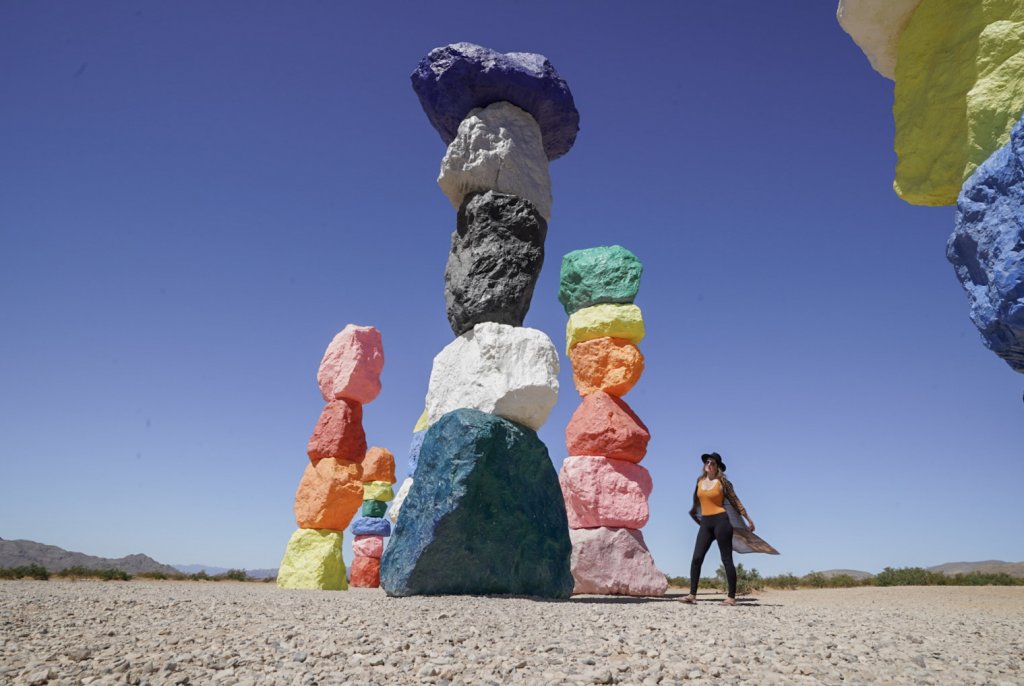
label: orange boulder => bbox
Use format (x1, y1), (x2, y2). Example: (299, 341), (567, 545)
(362, 446), (396, 483)
(349, 555), (381, 588)
(565, 391), (650, 463)
(294, 458), (364, 530)
(306, 399), (366, 463)
(568, 337), (644, 396)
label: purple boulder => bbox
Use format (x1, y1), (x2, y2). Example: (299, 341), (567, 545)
(411, 42), (579, 161)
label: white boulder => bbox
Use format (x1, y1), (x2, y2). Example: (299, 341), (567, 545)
(388, 476), (413, 525)
(438, 101), (552, 220)
(425, 322), (559, 431)
(836, 0), (923, 80)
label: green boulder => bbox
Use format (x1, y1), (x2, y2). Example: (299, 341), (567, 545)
(558, 246), (643, 315)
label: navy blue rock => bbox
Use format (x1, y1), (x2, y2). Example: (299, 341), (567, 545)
(380, 408), (573, 598)
(948, 113), (1024, 373)
(411, 42), (579, 161)
(352, 516), (391, 537)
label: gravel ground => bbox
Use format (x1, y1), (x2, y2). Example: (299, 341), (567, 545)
(1, 580), (1021, 685)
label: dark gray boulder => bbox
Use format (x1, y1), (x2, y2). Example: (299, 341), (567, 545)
(444, 191), (547, 336)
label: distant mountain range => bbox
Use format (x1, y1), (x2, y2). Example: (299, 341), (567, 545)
(0, 537), (180, 575)
(173, 564), (278, 579)
(820, 561), (1024, 579)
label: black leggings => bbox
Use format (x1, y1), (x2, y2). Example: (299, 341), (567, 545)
(690, 512), (736, 598)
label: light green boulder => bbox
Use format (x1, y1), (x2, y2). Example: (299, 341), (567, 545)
(363, 481), (395, 502)
(894, 0), (1024, 206)
(566, 303), (645, 355)
(276, 528), (347, 590)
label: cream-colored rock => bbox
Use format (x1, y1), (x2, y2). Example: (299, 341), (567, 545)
(836, 0), (922, 79)
(565, 303), (645, 355)
(425, 322), (559, 431)
(388, 477), (413, 525)
(438, 101), (552, 220)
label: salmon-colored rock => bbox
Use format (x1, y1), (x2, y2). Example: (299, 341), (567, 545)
(317, 324), (384, 404)
(559, 456), (652, 529)
(569, 337), (644, 397)
(306, 399), (366, 463)
(293, 458), (364, 530)
(349, 555), (381, 588)
(362, 446), (396, 483)
(565, 392), (650, 463)
(353, 534), (384, 558)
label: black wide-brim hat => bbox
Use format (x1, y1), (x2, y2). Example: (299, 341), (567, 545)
(701, 452), (726, 472)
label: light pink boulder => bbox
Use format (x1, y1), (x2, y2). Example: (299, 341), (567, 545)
(352, 534), (384, 559)
(317, 325), (384, 404)
(559, 456), (652, 529)
(569, 527), (667, 596)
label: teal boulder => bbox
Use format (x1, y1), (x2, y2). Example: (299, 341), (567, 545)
(380, 408), (572, 598)
(558, 246), (643, 315)
(361, 500), (388, 517)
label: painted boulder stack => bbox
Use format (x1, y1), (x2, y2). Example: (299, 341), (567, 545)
(349, 446), (396, 588)
(558, 246), (667, 596)
(380, 43), (577, 598)
(277, 325), (384, 591)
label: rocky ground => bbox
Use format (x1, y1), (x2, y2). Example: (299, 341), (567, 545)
(1, 581), (1021, 685)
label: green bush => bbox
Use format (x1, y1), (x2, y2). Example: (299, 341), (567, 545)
(56, 566), (131, 581)
(761, 573), (801, 590)
(188, 570), (213, 581)
(0, 564), (49, 580)
(717, 563), (761, 594)
(219, 569), (248, 582)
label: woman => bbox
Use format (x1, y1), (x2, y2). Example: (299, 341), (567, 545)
(681, 452), (755, 606)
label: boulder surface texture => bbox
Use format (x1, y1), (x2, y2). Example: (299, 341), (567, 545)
(438, 103), (552, 220)
(380, 408), (573, 598)
(407, 430), (426, 473)
(558, 245), (643, 315)
(361, 446), (396, 483)
(565, 391), (650, 463)
(276, 529), (347, 590)
(948, 113), (1024, 373)
(352, 516), (391, 537)
(894, 0), (1024, 205)
(293, 458), (364, 531)
(317, 325), (384, 404)
(388, 477), (414, 524)
(349, 556), (381, 588)
(569, 527), (667, 596)
(835, 0), (923, 79)
(353, 534), (385, 558)
(569, 337), (645, 397)
(559, 456), (652, 529)
(426, 322), (559, 431)
(411, 42), (579, 161)
(306, 399), (366, 463)
(361, 500), (388, 517)
(566, 303), (645, 355)
(363, 481), (395, 502)
(445, 191), (547, 336)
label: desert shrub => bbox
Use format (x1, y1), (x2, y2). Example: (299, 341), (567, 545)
(873, 567), (947, 586)
(665, 575), (688, 588)
(716, 563), (761, 594)
(761, 573), (801, 590)
(0, 564), (49, 580)
(188, 570), (214, 581)
(949, 572), (1023, 586)
(219, 569), (248, 582)
(56, 566), (131, 581)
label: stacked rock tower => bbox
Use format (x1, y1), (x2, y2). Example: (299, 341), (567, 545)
(558, 246), (668, 596)
(277, 325), (384, 590)
(349, 446), (396, 588)
(379, 43), (578, 598)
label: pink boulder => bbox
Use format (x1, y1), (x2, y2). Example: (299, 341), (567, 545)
(293, 458), (364, 531)
(352, 534), (384, 559)
(565, 392), (650, 463)
(317, 325), (384, 404)
(349, 555), (381, 588)
(559, 456), (652, 529)
(569, 527), (667, 596)
(307, 399), (367, 463)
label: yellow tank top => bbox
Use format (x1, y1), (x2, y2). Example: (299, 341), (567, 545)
(697, 478), (725, 516)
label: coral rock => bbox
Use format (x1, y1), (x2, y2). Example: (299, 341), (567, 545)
(565, 392), (650, 463)
(276, 529), (347, 591)
(569, 527), (667, 596)
(306, 399), (366, 463)
(558, 246), (643, 315)
(353, 534), (385, 559)
(411, 42), (579, 161)
(316, 325), (384, 403)
(445, 191), (547, 336)
(566, 304), (644, 355)
(425, 322), (559, 431)
(349, 556), (381, 588)
(293, 458), (364, 531)
(835, 0), (923, 79)
(569, 337), (644, 397)
(439, 103), (552, 220)
(362, 446), (396, 483)
(559, 456), (652, 529)
(380, 409), (573, 598)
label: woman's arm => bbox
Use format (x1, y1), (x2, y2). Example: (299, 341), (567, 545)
(688, 478), (701, 524)
(723, 478), (755, 532)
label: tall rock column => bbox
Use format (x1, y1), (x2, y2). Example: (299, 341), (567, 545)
(349, 447), (396, 588)
(558, 246), (668, 596)
(277, 325), (384, 590)
(380, 43), (579, 598)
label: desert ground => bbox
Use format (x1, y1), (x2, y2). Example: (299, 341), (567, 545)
(1, 580), (1021, 685)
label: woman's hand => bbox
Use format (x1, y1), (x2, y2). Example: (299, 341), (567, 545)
(745, 517), (756, 532)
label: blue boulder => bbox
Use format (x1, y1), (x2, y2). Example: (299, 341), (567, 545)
(380, 408), (573, 598)
(411, 42), (579, 161)
(948, 113), (1024, 373)
(351, 516), (391, 537)
(407, 429), (426, 474)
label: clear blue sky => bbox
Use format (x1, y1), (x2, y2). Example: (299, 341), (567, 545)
(1, 1), (1020, 579)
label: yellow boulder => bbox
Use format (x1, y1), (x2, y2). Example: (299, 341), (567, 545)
(363, 481), (395, 502)
(894, 0), (1024, 205)
(276, 529), (347, 590)
(413, 408), (429, 432)
(566, 303), (644, 355)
